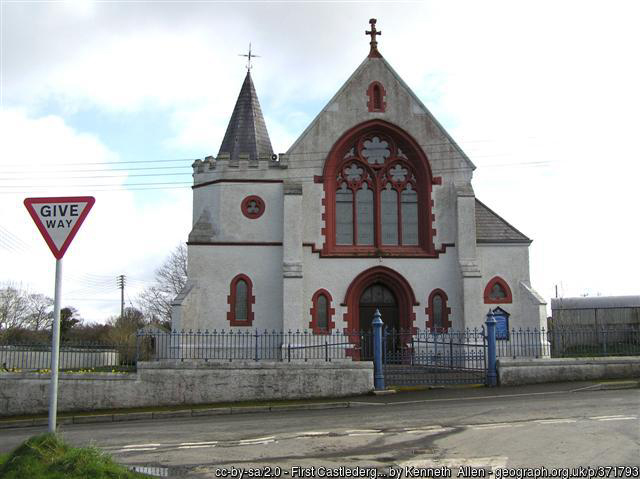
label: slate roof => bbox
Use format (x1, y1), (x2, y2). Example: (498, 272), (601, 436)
(475, 199), (531, 244)
(218, 71), (274, 162)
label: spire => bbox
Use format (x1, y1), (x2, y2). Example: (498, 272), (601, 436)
(217, 70), (274, 162)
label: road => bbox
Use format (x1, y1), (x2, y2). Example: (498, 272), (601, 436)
(0, 387), (638, 478)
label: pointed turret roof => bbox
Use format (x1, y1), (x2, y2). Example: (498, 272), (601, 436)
(218, 71), (273, 162)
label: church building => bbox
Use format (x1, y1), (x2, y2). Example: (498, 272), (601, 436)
(172, 20), (547, 339)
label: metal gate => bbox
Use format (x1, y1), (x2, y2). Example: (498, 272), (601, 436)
(382, 329), (487, 386)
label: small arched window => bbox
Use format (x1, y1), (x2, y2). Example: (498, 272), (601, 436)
(367, 82), (386, 112)
(309, 289), (335, 334)
(227, 274), (255, 326)
(483, 276), (513, 304)
(426, 289), (451, 332)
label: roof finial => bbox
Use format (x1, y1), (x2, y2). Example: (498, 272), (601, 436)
(239, 42), (260, 70)
(366, 18), (382, 58)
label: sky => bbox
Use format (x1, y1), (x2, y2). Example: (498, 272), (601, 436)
(1, 1), (639, 323)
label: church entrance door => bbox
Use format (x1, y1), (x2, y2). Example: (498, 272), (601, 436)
(359, 283), (399, 360)
(359, 283), (399, 332)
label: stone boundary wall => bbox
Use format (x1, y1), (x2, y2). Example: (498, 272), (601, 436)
(0, 360), (373, 417)
(498, 356), (640, 386)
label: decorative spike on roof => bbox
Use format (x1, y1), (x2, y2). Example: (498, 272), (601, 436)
(217, 70), (274, 162)
(366, 18), (382, 58)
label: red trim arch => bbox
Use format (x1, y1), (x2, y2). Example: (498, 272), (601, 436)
(309, 289), (335, 334)
(425, 288), (452, 332)
(342, 266), (418, 333)
(367, 81), (387, 112)
(483, 276), (513, 304)
(320, 119), (437, 257)
(227, 274), (255, 326)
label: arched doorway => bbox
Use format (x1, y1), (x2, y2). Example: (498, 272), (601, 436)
(342, 266), (418, 360)
(359, 283), (399, 332)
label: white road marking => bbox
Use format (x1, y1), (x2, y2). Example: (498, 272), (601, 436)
(124, 443), (162, 448)
(347, 432), (384, 436)
(535, 419), (578, 424)
(299, 431), (330, 436)
(470, 423), (523, 430)
(116, 447), (158, 452)
(178, 444), (216, 449)
(405, 427), (451, 434)
(239, 436), (275, 443)
(237, 439), (275, 445)
(178, 441), (218, 446)
(596, 416), (637, 421)
(589, 415), (627, 420)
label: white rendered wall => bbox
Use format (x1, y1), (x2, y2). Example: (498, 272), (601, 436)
(180, 244), (283, 332)
(477, 244), (546, 331)
(301, 248), (462, 332)
(191, 182), (283, 243)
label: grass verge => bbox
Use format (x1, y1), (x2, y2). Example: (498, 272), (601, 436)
(0, 433), (146, 478)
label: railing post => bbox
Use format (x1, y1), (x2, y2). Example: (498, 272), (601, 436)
(485, 309), (497, 387)
(372, 308), (385, 391)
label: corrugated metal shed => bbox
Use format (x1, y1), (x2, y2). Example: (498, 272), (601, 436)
(551, 296), (640, 310)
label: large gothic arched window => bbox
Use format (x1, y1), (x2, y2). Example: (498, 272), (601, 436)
(322, 120), (436, 256)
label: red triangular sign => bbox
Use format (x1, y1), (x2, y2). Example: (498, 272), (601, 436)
(24, 196), (95, 260)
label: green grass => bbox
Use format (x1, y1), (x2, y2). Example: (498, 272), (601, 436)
(0, 433), (147, 479)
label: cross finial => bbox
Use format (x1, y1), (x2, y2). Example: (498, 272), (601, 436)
(365, 18), (382, 58)
(239, 42), (260, 70)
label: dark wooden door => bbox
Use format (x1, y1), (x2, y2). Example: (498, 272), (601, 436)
(359, 283), (399, 359)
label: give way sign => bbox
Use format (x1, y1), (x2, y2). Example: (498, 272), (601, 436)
(24, 196), (95, 259)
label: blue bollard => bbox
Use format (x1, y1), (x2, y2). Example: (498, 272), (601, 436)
(485, 309), (497, 387)
(373, 309), (385, 391)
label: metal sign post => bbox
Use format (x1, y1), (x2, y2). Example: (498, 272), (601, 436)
(24, 196), (95, 433)
(49, 259), (63, 432)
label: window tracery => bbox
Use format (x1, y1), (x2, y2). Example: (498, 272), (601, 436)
(327, 126), (430, 254)
(483, 276), (513, 304)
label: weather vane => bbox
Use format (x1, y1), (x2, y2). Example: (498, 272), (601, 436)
(366, 18), (382, 57)
(239, 43), (260, 70)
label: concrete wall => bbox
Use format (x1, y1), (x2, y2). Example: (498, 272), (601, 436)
(0, 360), (373, 417)
(498, 357), (640, 386)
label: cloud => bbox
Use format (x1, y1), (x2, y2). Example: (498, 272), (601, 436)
(0, 109), (191, 321)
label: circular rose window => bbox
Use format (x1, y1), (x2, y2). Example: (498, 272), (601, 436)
(241, 195), (265, 219)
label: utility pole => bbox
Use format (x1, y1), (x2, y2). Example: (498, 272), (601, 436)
(117, 275), (126, 318)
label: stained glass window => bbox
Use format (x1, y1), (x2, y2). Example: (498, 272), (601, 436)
(356, 184), (374, 245)
(316, 295), (328, 330)
(381, 183), (398, 245)
(235, 280), (248, 321)
(336, 183), (353, 245)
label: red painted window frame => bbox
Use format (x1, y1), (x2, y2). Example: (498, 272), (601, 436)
(309, 289), (335, 334)
(483, 276), (513, 304)
(321, 119), (437, 257)
(425, 288), (452, 332)
(241, 195), (265, 219)
(367, 81), (387, 112)
(227, 273), (255, 326)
